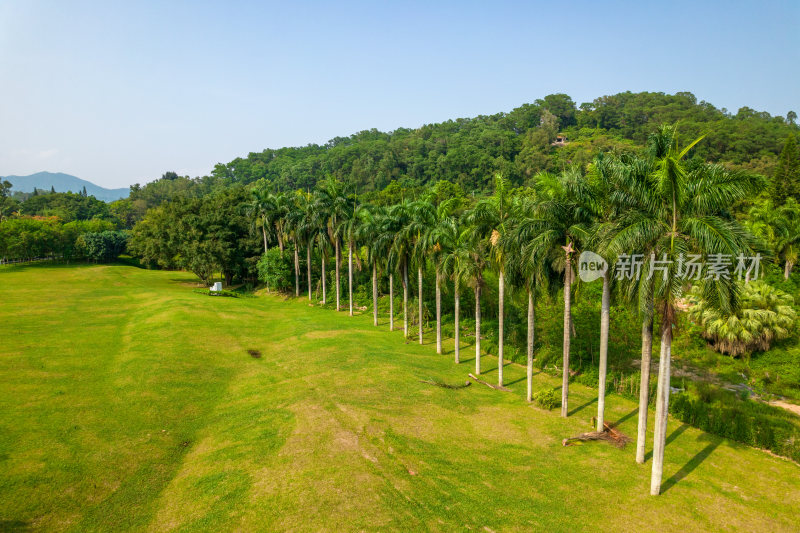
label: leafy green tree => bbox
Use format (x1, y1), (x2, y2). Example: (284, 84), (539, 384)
(771, 134), (800, 204)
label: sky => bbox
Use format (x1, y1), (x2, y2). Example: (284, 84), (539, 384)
(1, 1), (798, 189)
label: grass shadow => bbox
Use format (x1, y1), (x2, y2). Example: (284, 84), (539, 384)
(506, 376), (527, 386)
(609, 407), (639, 428)
(660, 435), (722, 493)
(645, 423), (691, 462)
(568, 396), (597, 417)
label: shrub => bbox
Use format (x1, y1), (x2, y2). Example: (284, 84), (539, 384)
(532, 388), (561, 410)
(257, 248), (293, 291)
(669, 383), (800, 462)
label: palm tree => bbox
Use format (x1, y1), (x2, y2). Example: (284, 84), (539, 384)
(387, 200), (415, 339)
(342, 200), (361, 317)
(521, 170), (590, 416)
(315, 177), (349, 311)
(508, 197), (554, 402)
(750, 198), (800, 279)
(406, 199), (436, 345)
(356, 205), (386, 326)
(688, 280), (796, 356)
(422, 198), (462, 355)
(247, 180), (272, 254)
(608, 125), (762, 495)
(576, 154), (623, 430)
(295, 191), (318, 302)
(437, 216), (466, 362)
(457, 209), (489, 375)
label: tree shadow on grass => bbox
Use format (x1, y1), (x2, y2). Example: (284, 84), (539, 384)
(645, 423), (691, 462)
(506, 376), (528, 386)
(568, 396), (597, 417)
(660, 434), (721, 494)
(0, 520), (30, 531)
(609, 406), (639, 428)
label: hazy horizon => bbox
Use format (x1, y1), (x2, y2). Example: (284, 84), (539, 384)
(2, 0), (798, 189)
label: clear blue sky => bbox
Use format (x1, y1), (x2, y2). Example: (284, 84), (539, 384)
(1, 0), (798, 188)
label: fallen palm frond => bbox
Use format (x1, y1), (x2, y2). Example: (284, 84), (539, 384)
(468, 373), (512, 392)
(562, 419), (632, 449)
(418, 378), (471, 389)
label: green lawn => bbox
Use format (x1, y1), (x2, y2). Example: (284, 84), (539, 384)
(1, 264), (798, 532)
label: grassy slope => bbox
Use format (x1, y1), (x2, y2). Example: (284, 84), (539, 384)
(0, 264), (798, 532)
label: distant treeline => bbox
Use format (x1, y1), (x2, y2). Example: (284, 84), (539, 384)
(123, 91), (798, 212)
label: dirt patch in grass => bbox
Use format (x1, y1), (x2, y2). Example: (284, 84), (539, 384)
(247, 349), (261, 359)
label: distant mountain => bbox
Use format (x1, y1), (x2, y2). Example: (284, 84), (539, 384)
(1, 172), (129, 202)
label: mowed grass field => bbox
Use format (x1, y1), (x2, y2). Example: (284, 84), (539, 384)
(1, 264), (798, 532)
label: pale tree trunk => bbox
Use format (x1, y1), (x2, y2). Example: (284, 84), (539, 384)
(262, 227), (268, 253)
(372, 263), (378, 326)
(418, 266), (423, 345)
(435, 269), (442, 354)
(348, 241), (354, 316)
(636, 299), (654, 464)
(475, 285), (481, 375)
(335, 240), (341, 311)
(650, 311), (673, 496)
(403, 259), (409, 338)
(307, 244), (312, 301)
(498, 270), (504, 387)
(786, 260), (793, 280)
(597, 271), (610, 431)
(322, 255), (326, 304)
(561, 260), (572, 418)
(294, 243), (300, 298)
(389, 273), (394, 331)
(527, 289), (535, 402)
(454, 279), (460, 364)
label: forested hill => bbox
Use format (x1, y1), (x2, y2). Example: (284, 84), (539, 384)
(135, 91), (798, 202)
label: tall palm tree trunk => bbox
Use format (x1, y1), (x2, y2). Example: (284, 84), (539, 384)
(786, 260), (793, 280)
(294, 242), (300, 298)
(650, 308), (673, 496)
(262, 226), (268, 253)
(527, 289), (535, 402)
(418, 266), (423, 345)
(389, 273), (394, 331)
(435, 269), (442, 354)
(335, 240), (341, 311)
(322, 254), (326, 304)
(498, 270), (504, 387)
(307, 244), (312, 301)
(372, 262), (378, 326)
(403, 259), (409, 338)
(454, 279), (460, 364)
(348, 241), (354, 316)
(636, 301), (654, 464)
(597, 271), (610, 430)
(561, 259), (572, 418)
(475, 285), (481, 375)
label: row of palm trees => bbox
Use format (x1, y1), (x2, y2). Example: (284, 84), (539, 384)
(248, 126), (763, 496)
